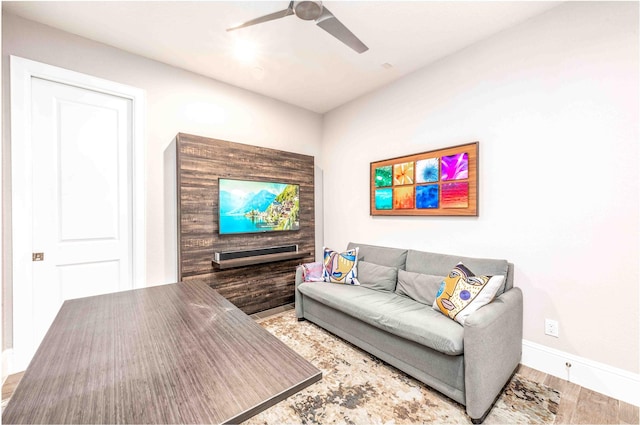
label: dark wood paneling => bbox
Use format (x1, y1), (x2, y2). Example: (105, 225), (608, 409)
(176, 133), (315, 314)
(1, 282), (321, 424)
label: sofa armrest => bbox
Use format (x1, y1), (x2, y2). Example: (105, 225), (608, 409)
(295, 265), (305, 318)
(295, 264), (304, 286)
(463, 287), (523, 421)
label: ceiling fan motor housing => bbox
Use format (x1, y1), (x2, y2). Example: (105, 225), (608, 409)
(294, 1), (323, 20)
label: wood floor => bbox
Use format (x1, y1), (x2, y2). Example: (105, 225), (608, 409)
(3, 303), (638, 424)
(516, 365), (638, 424)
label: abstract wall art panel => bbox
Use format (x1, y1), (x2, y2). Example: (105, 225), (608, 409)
(415, 158), (439, 183)
(441, 152), (469, 181)
(393, 162), (414, 185)
(375, 188), (393, 210)
(393, 186), (415, 209)
(374, 165), (392, 187)
(416, 185), (439, 209)
(441, 182), (469, 208)
(370, 142), (478, 216)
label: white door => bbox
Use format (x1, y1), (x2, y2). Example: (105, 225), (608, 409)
(31, 77), (133, 348)
(10, 56), (146, 372)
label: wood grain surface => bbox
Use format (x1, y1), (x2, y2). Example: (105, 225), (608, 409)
(176, 133), (315, 314)
(2, 282), (321, 424)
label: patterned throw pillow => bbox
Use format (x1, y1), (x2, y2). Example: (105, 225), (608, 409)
(433, 263), (504, 325)
(323, 247), (359, 285)
(301, 262), (325, 282)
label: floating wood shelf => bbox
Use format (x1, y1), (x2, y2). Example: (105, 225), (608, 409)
(212, 251), (310, 270)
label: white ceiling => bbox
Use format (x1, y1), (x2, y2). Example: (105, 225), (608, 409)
(4, 1), (562, 113)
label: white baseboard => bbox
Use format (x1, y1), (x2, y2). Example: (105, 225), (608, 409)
(522, 340), (640, 406)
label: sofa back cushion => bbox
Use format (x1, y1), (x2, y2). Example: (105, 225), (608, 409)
(406, 249), (510, 296)
(347, 242), (407, 270)
(356, 261), (398, 292)
(395, 270), (444, 306)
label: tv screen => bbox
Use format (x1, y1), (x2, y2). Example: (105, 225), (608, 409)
(218, 178), (300, 235)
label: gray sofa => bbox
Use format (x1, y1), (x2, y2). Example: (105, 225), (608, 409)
(295, 242), (523, 423)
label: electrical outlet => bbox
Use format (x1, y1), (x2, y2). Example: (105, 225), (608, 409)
(545, 319), (559, 337)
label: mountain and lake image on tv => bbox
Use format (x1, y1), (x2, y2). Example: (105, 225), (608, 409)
(218, 178), (300, 235)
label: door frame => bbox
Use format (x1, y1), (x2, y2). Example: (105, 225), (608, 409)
(9, 55), (146, 372)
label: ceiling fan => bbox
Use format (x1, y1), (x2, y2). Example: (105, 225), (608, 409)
(226, 1), (369, 54)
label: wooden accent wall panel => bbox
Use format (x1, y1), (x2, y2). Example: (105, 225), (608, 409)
(176, 133), (315, 314)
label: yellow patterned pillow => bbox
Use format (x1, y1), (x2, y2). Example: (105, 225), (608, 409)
(433, 263), (504, 325)
(323, 247), (359, 285)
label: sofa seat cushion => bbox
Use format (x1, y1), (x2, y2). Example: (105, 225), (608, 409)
(298, 282), (464, 355)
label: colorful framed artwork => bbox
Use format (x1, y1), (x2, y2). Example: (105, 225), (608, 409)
(393, 186), (415, 209)
(375, 188), (393, 210)
(370, 142), (478, 216)
(393, 162), (414, 185)
(441, 153), (468, 181)
(416, 184), (439, 209)
(441, 182), (469, 208)
(374, 165), (392, 187)
(416, 158), (439, 183)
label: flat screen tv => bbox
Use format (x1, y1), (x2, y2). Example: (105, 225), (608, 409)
(218, 178), (300, 235)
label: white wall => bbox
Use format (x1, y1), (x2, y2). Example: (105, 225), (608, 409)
(1, 13), (323, 351)
(322, 1), (639, 375)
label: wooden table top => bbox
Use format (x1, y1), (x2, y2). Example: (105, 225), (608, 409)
(2, 282), (321, 424)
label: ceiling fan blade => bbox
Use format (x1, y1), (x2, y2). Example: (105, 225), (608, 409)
(315, 7), (368, 54)
(226, 1), (294, 32)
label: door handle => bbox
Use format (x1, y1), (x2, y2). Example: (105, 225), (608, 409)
(32, 252), (44, 261)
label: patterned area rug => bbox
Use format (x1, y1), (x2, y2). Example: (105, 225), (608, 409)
(246, 311), (560, 424)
